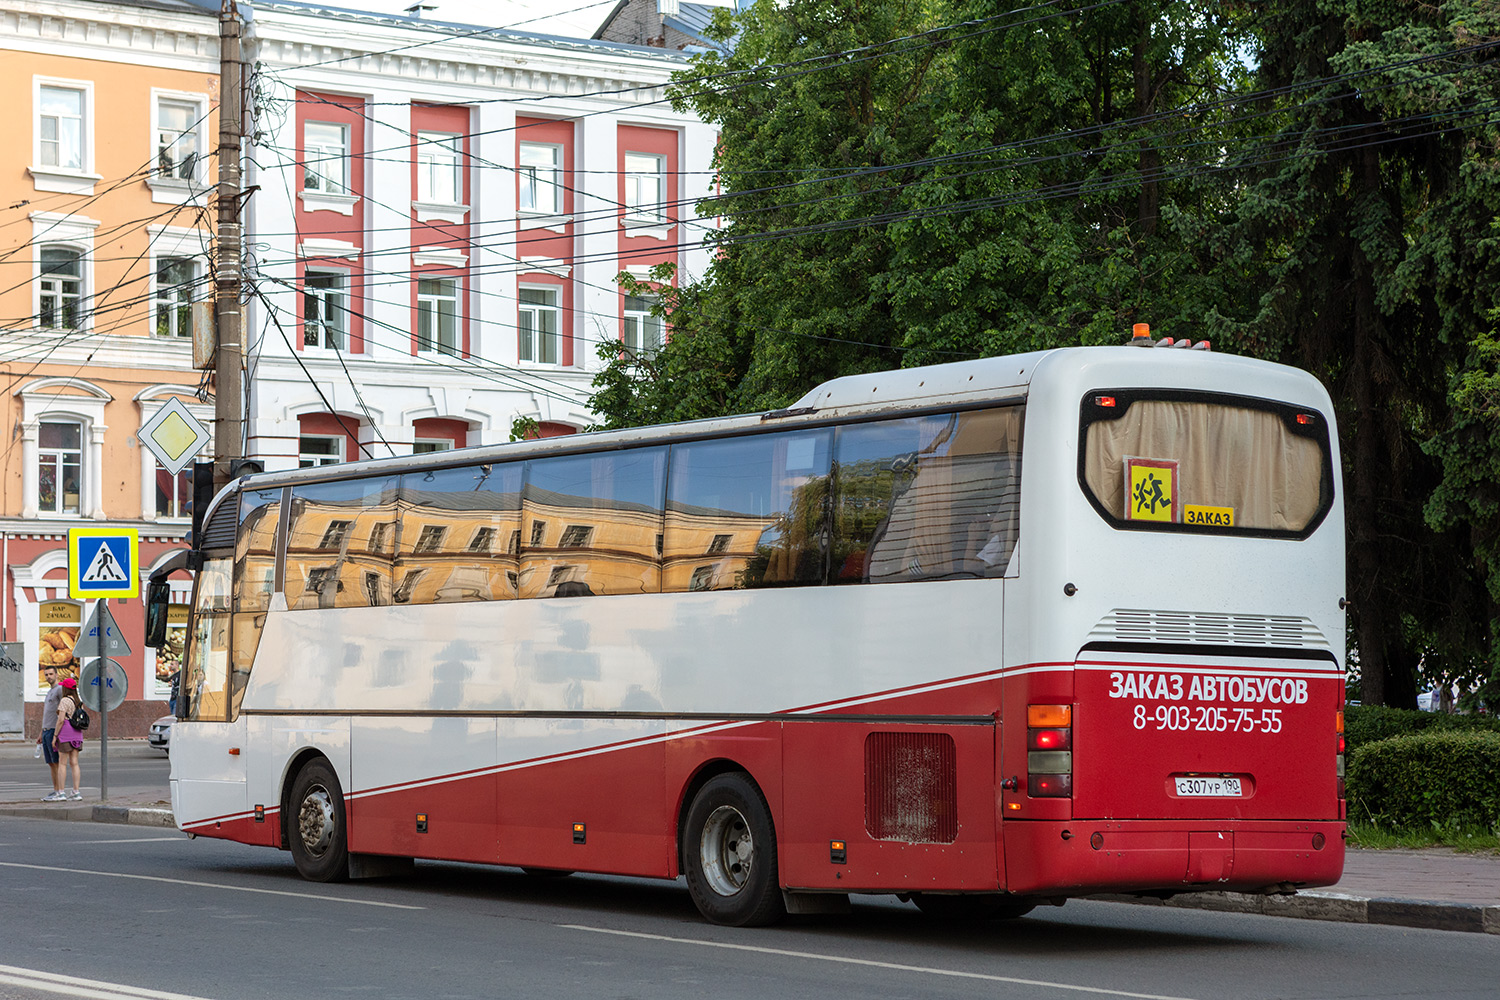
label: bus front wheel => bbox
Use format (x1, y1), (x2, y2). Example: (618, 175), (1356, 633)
(683, 773), (785, 927)
(288, 759), (350, 883)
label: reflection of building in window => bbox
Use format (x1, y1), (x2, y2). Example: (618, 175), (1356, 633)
(546, 566), (574, 587)
(506, 571), (519, 592)
(706, 533), (731, 555)
(319, 520), (352, 549)
(368, 521), (393, 553)
(306, 567), (338, 603)
(394, 569), (425, 603)
(363, 572), (384, 606)
(413, 525), (447, 553)
(558, 524), (593, 548)
(655, 533), (663, 555)
(467, 527), (496, 553)
(689, 566), (715, 591)
(508, 529), (521, 554)
(529, 520), (547, 546)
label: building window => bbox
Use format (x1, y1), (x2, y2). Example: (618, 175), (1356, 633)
(299, 435), (342, 467)
(319, 520), (353, 550)
(155, 461), (193, 519)
(394, 569), (425, 604)
(154, 257), (198, 338)
(417, 277), (459, 355)
(417, 131), (461, 203)
(38, 421), (83, 515)
(304, 122), (349, 194)
(467, 527), (496, 553)
(623, 295), (663, 355)
(413, 525), (447, 554)
(38, 247), (83, 330)
(508, 529), (521, 554)
(689, 566), (715, 591)
(558, 525), (594, 548)
(519, 286), (559, 364)
(363, 572), (384, 606)
(412, 440), (451, 454)
(624, 152), (665, 223)
(529, 520), (547, 546)
(707, 533), (732, 555)
(156, 98), (202, 180)
(39, 85), (85, 170)
(369, 521), (394, 553)
(518, 143), (561, 214)
(304, 271), (346, 350)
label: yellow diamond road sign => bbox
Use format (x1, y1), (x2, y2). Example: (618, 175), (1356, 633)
(138, 396), (211, 475)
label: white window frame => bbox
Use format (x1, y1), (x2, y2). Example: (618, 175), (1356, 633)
(31, 77), (98, 194)
(417, 276), (460, 356)
(624, 151), (666, 224)
(518, 285), (561, 365)
(37, 245), (85, 331)
(623, 294), (664, 355)
(152, 255), (200, 339)
(412, 438), (454, 454)
(18, 376), (110, 520)
(148, 89), (210, 203)
(303, 270), (348, 351)
(37, 420), (85, 517)
(300, 121), (359, 216)
(416, 131), (462, 204)
(299, 435), (344, 468)
(518, 142), (563, 216)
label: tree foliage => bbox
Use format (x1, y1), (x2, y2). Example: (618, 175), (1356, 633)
(589, 0), (1500, 706)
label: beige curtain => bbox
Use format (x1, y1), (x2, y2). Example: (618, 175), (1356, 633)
(1084, 401), (1323, 530)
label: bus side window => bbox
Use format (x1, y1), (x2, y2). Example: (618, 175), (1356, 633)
(844, 407), (1024, 584)
(285, 476), (400, 610)
(664, 429), (831, 592)
(519, 448), (666, 598)
(397, 462), (522, 604)
(234, 488), (282, 612)
(183, 555), (233, 722)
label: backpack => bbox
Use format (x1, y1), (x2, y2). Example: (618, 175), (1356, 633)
(64, 697), (89, 732)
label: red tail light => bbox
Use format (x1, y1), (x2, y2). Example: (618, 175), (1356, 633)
(1027, 704), (1073, 799)
(1027, 728), (1072, 751)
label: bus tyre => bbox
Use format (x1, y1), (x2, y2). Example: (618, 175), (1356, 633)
(683, 774), (785, 927)
(911, 894), (1036, 920)
(288, 760), (350, 883)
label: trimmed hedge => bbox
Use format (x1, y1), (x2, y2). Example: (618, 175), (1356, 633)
(1344, 704), (1500, 752)
(1345, 731), (1500, 832)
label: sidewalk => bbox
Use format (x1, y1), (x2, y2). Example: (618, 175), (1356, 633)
(2, 786), (1496, 933)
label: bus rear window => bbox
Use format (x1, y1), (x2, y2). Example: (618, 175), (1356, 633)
(1079, 393), (1332, 535)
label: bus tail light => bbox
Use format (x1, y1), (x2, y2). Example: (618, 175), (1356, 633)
(1028, 704), (1073, 798)
(1336, 712), (1346, 799)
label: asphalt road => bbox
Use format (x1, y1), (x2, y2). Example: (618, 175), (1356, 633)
(0, 740), (169, 804)
(0, 815), (1496, 1000)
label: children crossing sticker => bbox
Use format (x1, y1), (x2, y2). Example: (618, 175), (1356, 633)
(68, 528), (139, 599)
(1123, 457), (1179, 523)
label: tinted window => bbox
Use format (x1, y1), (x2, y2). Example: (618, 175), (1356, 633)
(397, 462), (522, 604)
(838, 408), (1023, 584)
(664, 429), (831, 592)
(520, 448), (666, 597)
(285, 476), (399, 610)
(235, 488), (282, 612)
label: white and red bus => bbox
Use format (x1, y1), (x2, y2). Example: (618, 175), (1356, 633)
(153, 343), (1346, 925)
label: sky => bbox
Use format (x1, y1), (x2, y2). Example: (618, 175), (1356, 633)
(363, 0), (734, 41)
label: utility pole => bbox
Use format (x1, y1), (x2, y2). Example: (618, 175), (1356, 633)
(214, 0), (245, 492)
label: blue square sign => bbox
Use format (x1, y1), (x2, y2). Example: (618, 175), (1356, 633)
(69, 528), (139, 599)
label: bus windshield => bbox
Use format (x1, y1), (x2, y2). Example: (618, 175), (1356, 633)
(1079, 393), (1332, 534)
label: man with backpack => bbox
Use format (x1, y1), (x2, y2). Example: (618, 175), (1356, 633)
(37, 666), (67, 802)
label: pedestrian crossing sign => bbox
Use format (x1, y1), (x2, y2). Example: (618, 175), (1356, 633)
(68, 528), (139, 599)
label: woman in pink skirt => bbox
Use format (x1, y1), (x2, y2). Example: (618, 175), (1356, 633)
(53, 677), (84, 801)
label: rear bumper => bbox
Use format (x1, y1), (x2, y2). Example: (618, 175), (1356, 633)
(1003, 818), (1345, 896)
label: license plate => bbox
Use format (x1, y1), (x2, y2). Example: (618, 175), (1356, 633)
(1174, 776), (1242, 797)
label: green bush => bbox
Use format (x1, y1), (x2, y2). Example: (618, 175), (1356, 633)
(1343, 704), (1500, 751)
(1345, 731), (1500, 832)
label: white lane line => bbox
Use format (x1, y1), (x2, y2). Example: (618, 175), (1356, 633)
(0, 862), (424, 910)
(69, 837), (186, 844)
(0, 963), (221, 1000)
(562, 925), (1201, 1000)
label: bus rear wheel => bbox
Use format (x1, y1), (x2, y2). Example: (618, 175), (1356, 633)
(911, 893), (1036, 920)
(288, 759), (349, 883)
(683, 773), (785, 927)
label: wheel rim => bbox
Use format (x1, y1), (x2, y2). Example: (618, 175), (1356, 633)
(298, 784), (337, 858)
(700, 804), (754, 897)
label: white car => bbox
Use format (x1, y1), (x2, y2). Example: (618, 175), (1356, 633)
(147, 715), (174, 753)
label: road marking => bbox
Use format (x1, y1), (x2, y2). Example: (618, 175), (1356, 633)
(0, 963), (221, 1000)
(562, 925), (1202, 1000)
(0, 862), (424, 910)
(70, 837), (185, 844)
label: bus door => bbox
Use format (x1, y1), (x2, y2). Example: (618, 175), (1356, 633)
(171, 582), (250, 838)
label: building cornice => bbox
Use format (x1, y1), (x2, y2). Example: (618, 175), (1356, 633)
(0, 1), (217, 71)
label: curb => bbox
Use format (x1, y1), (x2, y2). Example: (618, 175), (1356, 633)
(0, 804), (176, 829)
(1091, 890), (1500, 935)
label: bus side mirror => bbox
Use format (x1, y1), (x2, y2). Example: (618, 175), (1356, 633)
(145, 580), (171, 648)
